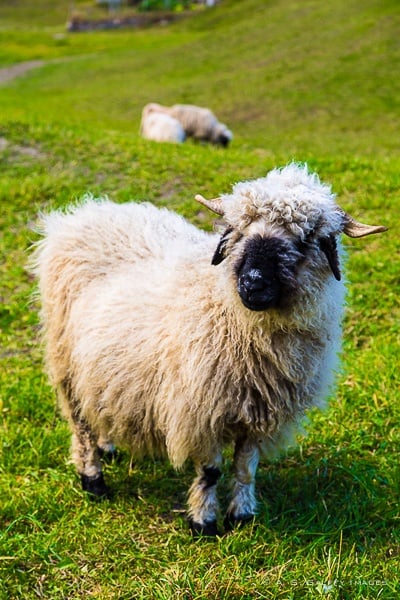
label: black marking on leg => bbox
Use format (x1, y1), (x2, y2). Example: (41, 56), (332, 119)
(81, 473), (111, 500)
(189, 519), (220, 537)
(200, 466), (221, 488)
(224, 512), (256, 532)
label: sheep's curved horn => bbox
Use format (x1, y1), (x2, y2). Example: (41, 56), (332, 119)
(195, 194), (224, 216)
(342, 212), (388, 238)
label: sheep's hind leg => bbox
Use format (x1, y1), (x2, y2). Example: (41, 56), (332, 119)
(70, 418), (111, 499)
(224, 437), (259, 531)
(188, 454), (222, 536)
(59, 379), (110, 499)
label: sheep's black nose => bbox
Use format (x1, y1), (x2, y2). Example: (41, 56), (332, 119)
(240, 269), (265, 293)
(238, 268), (281, 311)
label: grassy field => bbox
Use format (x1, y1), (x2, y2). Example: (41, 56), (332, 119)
(0, 0), (399, 598)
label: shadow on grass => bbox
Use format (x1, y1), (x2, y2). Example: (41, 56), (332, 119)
(256, 448), (397, 549)
(102, 454), (189, 515)
(98, 447), (397, 548)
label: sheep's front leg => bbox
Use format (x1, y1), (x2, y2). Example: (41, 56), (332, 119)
(225, 437), (259, 530)
(188, 454), (222, 536)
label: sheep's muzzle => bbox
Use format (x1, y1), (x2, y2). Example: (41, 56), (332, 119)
(235, 236), (300, 312)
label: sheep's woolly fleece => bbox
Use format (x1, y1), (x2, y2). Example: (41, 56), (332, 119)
(32, 161), (386, 533)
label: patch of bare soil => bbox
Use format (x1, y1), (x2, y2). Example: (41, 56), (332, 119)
(0, 136), (47, 161)
(0, 60), (44, 85)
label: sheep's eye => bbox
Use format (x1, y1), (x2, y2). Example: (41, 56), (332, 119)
(295, 237), (311, 255)
(304, 229), (318, 243)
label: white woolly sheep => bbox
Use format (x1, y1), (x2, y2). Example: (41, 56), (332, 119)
(31, 163), (386, 536)
(140, 103), (186, 143)
(141, 102), (233, 147)
(168, 103), (233, 147)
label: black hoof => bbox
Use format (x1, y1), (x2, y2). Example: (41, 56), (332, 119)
(224, 512), (256, 532)
(189, 519), (220, 537)
(81, 473), (111, 500)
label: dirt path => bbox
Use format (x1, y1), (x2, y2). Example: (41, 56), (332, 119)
(0, 60), (45, 85)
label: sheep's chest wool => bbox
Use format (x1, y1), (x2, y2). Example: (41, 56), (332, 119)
(31, 163), (386, 536)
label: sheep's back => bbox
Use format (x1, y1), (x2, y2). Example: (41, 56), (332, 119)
(169, 104), (217, 139)
(34, 199), (208, 289)
(32, 199), (214, 388)
(141, 112), (185, 143)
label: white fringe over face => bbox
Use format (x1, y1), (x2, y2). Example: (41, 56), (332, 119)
(221, 163), (343, 236)
(31, 164), (350, 533)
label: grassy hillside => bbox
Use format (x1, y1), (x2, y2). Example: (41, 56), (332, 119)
(1, 0), (400, 156)
(0, 1), (399, 598)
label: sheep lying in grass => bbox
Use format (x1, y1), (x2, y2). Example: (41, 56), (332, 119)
(140, 102), (233, 146)
(31, 164), (386, 536)
(168, 103), (233, 147)
(140, 103), (186, 143)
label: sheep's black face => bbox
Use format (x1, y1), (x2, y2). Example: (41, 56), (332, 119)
(234, 236), (302, 311)
(217, 134), (231, 147)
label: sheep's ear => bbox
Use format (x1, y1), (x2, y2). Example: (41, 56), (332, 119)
(341, 212), (388, 238)
(319, 234), (341, 281)
(195, 194), (225, 216)
(211, 228), (232, 265)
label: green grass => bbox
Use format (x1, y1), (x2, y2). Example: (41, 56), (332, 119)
(0, 0), (399, 598)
